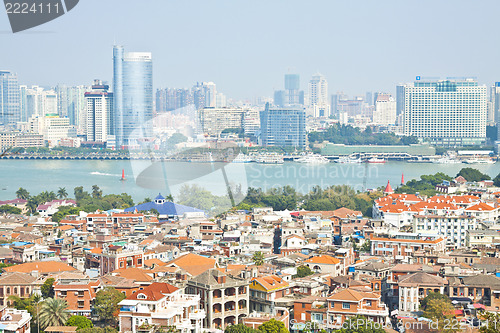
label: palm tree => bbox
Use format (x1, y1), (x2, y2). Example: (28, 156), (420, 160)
(252, 251), (265, 266)
(15, 187), (30, 200)
(57, 187), (68, 199)
(38, 298), (70, 329)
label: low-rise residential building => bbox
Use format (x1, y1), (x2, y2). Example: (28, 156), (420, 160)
(413, 214), (480, 248)
(54, 278), (100, 317)
(0, 306), (31, 333)
(187, 268), (249, 329)
(304, 255), (342, 276)
(0, 273), (37, 307)
(327, 288), (389, 329)
(249, 275), (290, 314)
(466, 229), (500, 248)
(370, 235), (446, 262)
(397, 272), (447, 316)
(118, 282), (205, 333)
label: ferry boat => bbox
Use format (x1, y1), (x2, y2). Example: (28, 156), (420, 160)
(232, 153), (254, 163)
(366, 157), (386, 164)
(255, 153), (284, 164)
(295, 154), (330, 164)
(463, 158), (494, 164)
(336, 156), (362, 164)
(432, 157), (462, 164)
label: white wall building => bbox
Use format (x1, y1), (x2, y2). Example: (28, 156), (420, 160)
(308, 73), (330, 117)
(85, 80), (113, 142)
(373, 94), (396, 125)
(402, 78), (487, 146)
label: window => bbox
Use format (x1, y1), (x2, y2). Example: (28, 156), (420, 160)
(342, 302), (350, 309)
(77, 301), (85, 308)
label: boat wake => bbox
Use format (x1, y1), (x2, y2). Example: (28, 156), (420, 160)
(91, 171), (121, 177)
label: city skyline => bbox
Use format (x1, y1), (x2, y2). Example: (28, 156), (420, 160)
(2, 0), (500, 100)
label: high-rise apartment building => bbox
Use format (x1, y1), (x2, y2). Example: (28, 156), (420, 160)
(113, 45), (153, 148)
(85, 80), (113, 143)
(0, 71), (20, 127)
(260, 104), (306, 147)
(372, 94), (396, 125)
(402, 78), (487, 146)
(56, 85), (88, 131)
(308, 73), (330, 117)
(285, 74), (301, 105)
(199, 107), (258, 137)
(493, 82), (500, 139)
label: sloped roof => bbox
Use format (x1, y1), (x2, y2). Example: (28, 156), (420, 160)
(0, 272), (36, 285)
(127, 282), (178, 301)
(304, 255), (340, 265)
(189, 268), (245, 286)
(164, 253), (216, 276)
(328, 288), (380, 302)
(251, 275), (288, 291)
(4, 261), (76, 274)
(398, 272), (446, 287)
(110, 268), (153, 282)
(465, 203), (496, 211)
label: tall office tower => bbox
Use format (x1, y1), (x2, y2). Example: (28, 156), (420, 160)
(19, 85), (27, 123)
(372, 94), (396, 125)
(55, 85), (88, 130)
(260, 104), (306, 147)
(402, 78), (487, 146)
(285, 74), (300, 105)
(192, 85), (206, 110)
(155, 89), (167, 112)
(274, 90), (285, 107)
(44, 91), (58, 115)
(113, 45), (153, 148)
(308, 73), (330, 117)
(199, 107), (256, 136)
(365, 92), (373, 106)
(0, 71), (20, 127)
(85, 80), (113, 142)
(494, 82), (500, 139)
(396, 84), (405, 121)
(215, 92), (227, 108)
(202, 82), (217, 107)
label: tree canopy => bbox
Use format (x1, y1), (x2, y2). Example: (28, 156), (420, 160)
(456, 168), (491, 182)
(66, 315), (93, 329)
(93, 287), (126, 325)
(308, 123), (418, 146)
(258, 318), (289, 333)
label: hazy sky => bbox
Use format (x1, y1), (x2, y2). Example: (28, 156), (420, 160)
(2, 0), (499, 100)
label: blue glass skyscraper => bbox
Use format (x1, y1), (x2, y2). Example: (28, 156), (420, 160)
(113, 45), (153, 148)
(0, 70), (20, 127)
(260, 103), (306, 147)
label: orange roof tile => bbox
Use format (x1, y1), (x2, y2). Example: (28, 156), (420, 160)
(4, 261), (76, 274)
(110, 268), (153, 282)
(251, 275), (288, 291)
(304, 255), (340, 265)
(164, 253), (216, 277)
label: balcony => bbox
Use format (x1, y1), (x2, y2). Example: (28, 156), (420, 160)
(356, 307), (389, 317)
(189, 309), (206, 320)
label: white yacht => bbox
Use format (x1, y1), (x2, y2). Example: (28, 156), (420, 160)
(295, 154), (330, 164)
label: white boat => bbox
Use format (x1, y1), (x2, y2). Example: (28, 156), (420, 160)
(464, 158), (494, 164)
(432, 157), (462, 164)
(366, 158), (386, 164)
(336, 156), (362, 164)
(232, 153), (253, 163)
(295, 154), (330, 164)
(255, 154), (284, 164)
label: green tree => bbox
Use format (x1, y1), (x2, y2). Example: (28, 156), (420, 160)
(479, 311), (500, 333)
(41, 278), (55, 298)
(422, 295), (458, 333)
(456, 168), (491, 182)
(334, 315), (385, 332)
(494, 173), (500, 187)
(295, 265), (313, 278)
(225, 324), (259, 333)
(92, 185), (103, 199)
(0, 205), (22, 214)
(360, 239), (371, 252)
(39, 298), (70, 329)
(66, 315), (93, 329)
(15, 187), (30, 200)
(57, 187), (69, 199)
(258, 318), (289, 333)
(94, 287), (126, 325)
(252, 251), (265, 266)
(77, 328), (119, 333)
